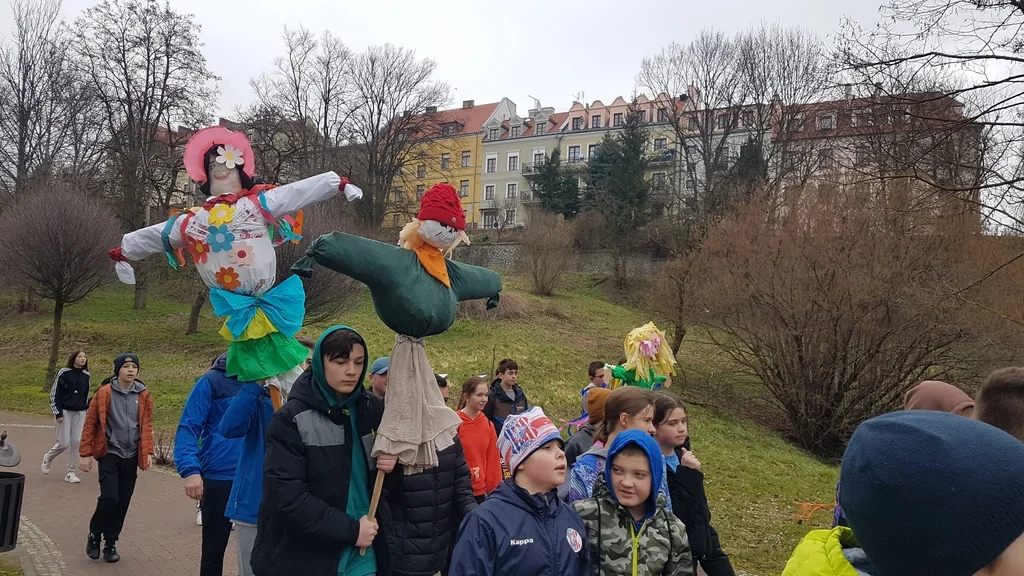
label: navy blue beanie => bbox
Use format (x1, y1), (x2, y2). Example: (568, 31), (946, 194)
(841, 411), (1024, 576)
(114, 353), (140, 377)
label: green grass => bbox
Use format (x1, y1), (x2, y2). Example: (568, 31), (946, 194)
(0, 554), (23, 576)
(0, 273), (838, 575)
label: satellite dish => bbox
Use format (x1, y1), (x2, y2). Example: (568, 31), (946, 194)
(0, 431), (21, 468)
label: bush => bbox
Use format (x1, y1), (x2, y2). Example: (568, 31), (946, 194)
(456, 290), (529, 320)
(520, 210), (576, 296)
(686, 189), (1000, 457)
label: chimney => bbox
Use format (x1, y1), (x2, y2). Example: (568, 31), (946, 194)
(426, 106), (438, 115)
(462, 100), (475, 109)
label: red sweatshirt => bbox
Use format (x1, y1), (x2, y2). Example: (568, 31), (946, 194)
(457, 409), (502, 496)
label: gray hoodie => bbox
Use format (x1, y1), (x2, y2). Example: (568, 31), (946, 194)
(106, 378), (146, 459)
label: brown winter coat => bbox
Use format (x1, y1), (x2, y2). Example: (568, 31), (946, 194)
(80, 382), (154, 469)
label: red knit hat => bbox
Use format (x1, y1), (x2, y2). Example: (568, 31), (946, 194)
(417, 183), (466, 230)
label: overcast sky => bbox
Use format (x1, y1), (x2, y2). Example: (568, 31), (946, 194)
(6, 0), (885, 118)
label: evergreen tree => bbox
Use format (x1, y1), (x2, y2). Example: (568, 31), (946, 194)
(532, 148), (580, 219)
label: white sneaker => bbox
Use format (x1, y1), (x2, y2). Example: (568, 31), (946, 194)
(41, 455), (51, 474)
(65, 472), (81, 484)
(196, 508), (203, 526)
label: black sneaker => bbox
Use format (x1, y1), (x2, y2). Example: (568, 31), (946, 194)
(103, 544), (120, 563)
(86, 533), (101, 560)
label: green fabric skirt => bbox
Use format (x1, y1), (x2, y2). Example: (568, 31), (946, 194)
(227, 331), (308, 382)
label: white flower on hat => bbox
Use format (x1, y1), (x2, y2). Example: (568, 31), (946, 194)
(215, 144), (245, 170)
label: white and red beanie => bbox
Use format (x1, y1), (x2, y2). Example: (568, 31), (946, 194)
(497, 407), (563, 474)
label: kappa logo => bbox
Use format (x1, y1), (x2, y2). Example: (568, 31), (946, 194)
(566, 528), (582, 553)
(509, 538), (534, 546)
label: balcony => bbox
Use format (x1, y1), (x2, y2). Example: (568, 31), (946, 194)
(522, 162), (542, 178)
(646, 148), (676, 166)
(566, 155), (587, 164)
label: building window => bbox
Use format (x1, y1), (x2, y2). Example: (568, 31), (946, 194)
(442, 124), (456, 136)
(572, 117), (584, 130)
(511, 126), (520, 138)
(505, 209), (517, 227)
(817, 113), (835, 131)
(488, 128), (499, 140)
(688, 116), (698, 131)
(486, 156), (497, 173)
(535, 122), (546, 135)
(441, 153), (451, 170)
(717, 114), (730, 130)
(587, 144), (598, 160)
(819, 148), (835, 170)
(461, 151), (471, 168)
(568, 146), (582, 162)
(613, 113), (624, 127)
(686, 180), (695, 190)
(392, 214), (401, 227)
(654, 138), (667, 150)
(637, 110), (646, 122)
(417, 164), (426, 179)
(652, 172), (666, 189)
(533, 151), (545, 165)
(459, 180), (469, 197)
(485, 185), (495, 200)
(793, 112), (805, 132)
(416, 185), (425, 198)
(506, 183), (518, 199)
(592, 115), (601, 128)
(508, 154), (519, 172)
(657, 108), (668, 122)
(743, 110), (755, 127)
(483, 211), (496, 228)
(852, 110), (872, 127)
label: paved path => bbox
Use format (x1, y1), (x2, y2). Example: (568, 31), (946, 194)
(1, 412), (236, 576)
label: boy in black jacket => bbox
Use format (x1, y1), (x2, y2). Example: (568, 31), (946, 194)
(483, 359), (528, 435)
(251, 325), (397, 576)
(653, 394), (735, 576)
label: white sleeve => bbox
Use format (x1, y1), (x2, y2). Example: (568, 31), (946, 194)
(120, 219), (184, 261)
(262, 172), (362, 217)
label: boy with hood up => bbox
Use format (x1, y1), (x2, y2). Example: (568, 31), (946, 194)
(571, 429), (694, 576)
(250, 326), (397, 576)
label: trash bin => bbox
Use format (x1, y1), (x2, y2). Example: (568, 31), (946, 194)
(0, 472), (24, 553)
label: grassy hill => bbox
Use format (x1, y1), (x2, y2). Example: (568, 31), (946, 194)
(0, 274), (838, 575)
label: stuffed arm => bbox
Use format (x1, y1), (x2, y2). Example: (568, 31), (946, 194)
(109, 217), (186, 284)
(262, 172), (362, 217)
(448, 260), (502, 309)
(291, 232), (402, 291)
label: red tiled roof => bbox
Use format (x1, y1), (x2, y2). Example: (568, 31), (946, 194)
(486, 112), (569, 141)
(410, 102), (501, 139)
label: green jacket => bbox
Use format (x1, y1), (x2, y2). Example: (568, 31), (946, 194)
(782, 527), (875, 576)
(293, 232), (502, 337)
(571, 481), (694, 576)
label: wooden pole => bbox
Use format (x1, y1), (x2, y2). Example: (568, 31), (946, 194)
(268, 385), (284, 411)
(360, 468), (386, 556)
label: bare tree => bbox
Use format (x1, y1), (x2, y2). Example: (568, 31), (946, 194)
(837, 0), (1024, 232)
(74, 0), (217, 309)
(249, 27), (353, 179)
(0, 184), (121, 385)
(0, 0), (80, 205)
(342, 44), (450, 227)
(687, 190), (994, 457)
(638, 25), (834, 250)
(519, 209), (575, 296)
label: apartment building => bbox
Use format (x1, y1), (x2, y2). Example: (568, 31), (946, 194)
(399, 98), (515, 228)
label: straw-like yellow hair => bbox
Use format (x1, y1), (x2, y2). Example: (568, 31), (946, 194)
(622, 322), (677, 380)
(398, 218), (470, 256)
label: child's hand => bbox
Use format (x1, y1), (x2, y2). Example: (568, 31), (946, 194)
(356, 516), (378, 548)
(376, 453), (398, 473)
(143, 454), (153, 471)
(680, 448), (701, 470)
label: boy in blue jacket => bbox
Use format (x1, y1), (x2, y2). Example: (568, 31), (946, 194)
(218, 338), (313, 576)
(175, 353), (246, 576)
(450, 407), (591, 576)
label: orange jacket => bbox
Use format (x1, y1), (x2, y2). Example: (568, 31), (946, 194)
(80, 382), (154, 469)
(457, 410), (502, 496)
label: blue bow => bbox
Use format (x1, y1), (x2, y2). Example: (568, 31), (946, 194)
(209, 274), (306, 340)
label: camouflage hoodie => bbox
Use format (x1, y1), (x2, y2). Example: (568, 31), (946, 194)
(571, 430), (694, 576)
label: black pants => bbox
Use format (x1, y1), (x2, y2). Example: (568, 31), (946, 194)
(89, 455), (138, 543)
(200, 478), (234, 576)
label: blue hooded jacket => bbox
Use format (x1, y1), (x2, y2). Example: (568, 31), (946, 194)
(605, 430), (665, 527)
(217, 380), (275, 523)
(450, 479), (591, 576)
(174, 354), (247, 481)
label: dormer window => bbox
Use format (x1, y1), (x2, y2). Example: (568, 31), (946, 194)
(442, 123), (457, 136)
(511, 126), (520, 138)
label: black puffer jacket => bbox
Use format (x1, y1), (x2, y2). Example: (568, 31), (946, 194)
(379, 439), (477, 576)
(49, 367), (90, 417)
(250, 369), (388, 576)
(664, 444), (735, 576)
